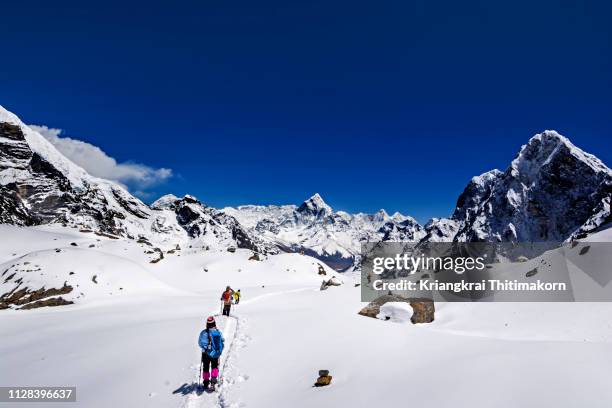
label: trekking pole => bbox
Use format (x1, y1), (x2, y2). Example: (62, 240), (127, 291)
(219, 301), (223, 315)
(198, 357), (203, 387)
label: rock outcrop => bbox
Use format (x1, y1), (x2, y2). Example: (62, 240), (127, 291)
(358, 294), (435, 324)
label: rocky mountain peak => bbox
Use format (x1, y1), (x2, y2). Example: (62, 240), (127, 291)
(297, 193), (332, 218)
(151, 194), (180, 210)
(373, 209), (389, 222)
(511, 130), (610, 180)
(453, 130), (612, 242)
(390, 211), (408, 222)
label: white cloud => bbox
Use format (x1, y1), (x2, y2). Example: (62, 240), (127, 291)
(29, 125), (173, 195)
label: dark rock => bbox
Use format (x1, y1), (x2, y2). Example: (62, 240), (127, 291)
(1, 283), (73, 307)
(19, 297), (73, 310)
(149, 248), (164, 263)
(314, 374), (332, 387)
(358, 294), (409, 318)
(410, 298), (435, 324)
(248, 253), (261, 261)
(317, 263), (326, 275)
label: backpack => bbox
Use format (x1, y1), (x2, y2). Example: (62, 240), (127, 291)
(199, 329), (224, 358)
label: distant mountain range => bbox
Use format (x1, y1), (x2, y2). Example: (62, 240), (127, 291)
(1, 105), (610, 270)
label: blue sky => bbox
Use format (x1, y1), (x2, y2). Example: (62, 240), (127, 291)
(1, 0), (610, 223)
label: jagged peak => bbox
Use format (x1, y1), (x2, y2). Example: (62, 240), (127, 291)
(307, 193), (327, 206)
(374, 208), (389, 220)
(151, 194), (179, 210)
(425, 217), (458, 228)
(390, 211), (404, 220)
(511, 130), (610, 176)
(470, 169), (503, 187)
(297, 193), (332, 216)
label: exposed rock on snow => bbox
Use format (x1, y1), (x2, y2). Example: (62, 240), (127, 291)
(0, 281), (74, 310)
(320, 276), (342, 290)
(358, 294), (435, 324)
(314, 370), (333, 387)
(409, 298), (435, 324)
(327, 276), (342, 286)
(358, 294), (412, 318)
(317, 263), (326, 275)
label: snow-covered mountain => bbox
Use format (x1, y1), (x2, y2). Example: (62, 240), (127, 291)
(224, 194), (423, 270)
(0, 110), (151, 235)
(151, 194), (277, 254)
(448, 131), (612, 243)
(0, 106), (269, 253)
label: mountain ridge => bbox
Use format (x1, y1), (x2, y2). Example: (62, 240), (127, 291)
(1, 104), (610, 271)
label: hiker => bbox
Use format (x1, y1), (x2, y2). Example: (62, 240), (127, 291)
(220, 286), (234, 316)
(198, 316), (225, 391)
(234, 289), (241, 305)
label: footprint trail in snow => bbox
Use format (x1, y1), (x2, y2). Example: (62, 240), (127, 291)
(183, 313), (247, 408)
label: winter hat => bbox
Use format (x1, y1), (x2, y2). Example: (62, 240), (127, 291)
(207, 316), (216, 324)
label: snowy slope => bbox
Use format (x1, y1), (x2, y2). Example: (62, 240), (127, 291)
(0, 224), (333, 310)
(2, 251), (612, 408)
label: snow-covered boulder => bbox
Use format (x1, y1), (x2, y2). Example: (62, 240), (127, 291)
(320, 275), (342, 290)
(327, 276), (342, 286)
(377, 302), (414, 323)
(359, 295), (435, 324)
(358, 294), (411, 318)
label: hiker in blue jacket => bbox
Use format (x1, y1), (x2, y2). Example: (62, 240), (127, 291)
(198, 316), (225, 391)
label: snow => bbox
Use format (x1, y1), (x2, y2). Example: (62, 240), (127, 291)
(512, 130), (612, 178)
(377, 302), (413, 323)
(151, 194), (180, 210)
(2, 225), (612, 408)
(470, 168), (503, 187)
